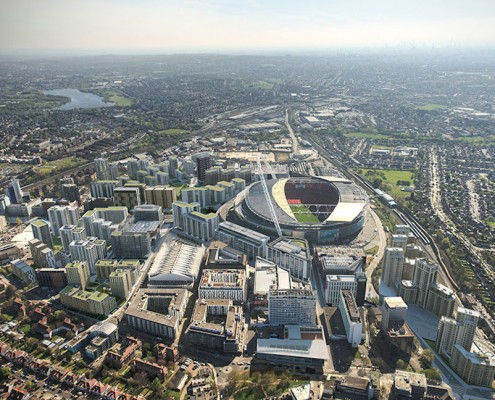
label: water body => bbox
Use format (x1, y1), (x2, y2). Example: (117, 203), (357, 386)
(44, 88), (114, 110)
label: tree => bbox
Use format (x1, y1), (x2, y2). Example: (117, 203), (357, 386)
(423, 368), (441, 382)
(420, 349), (434, 369)
(25, 381), (37, 392)
(5, 284), (16, 300)
(396, 360), (407, 370)
(0, 367), (11, 382)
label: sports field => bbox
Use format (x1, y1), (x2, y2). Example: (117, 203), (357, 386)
(289, 205), (320, 223)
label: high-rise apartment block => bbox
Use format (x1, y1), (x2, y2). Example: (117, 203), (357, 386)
(65, 261), (91, 290)
(381, 247), (405, 287)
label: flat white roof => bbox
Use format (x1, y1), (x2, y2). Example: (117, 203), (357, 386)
(326, 202), (366, 223)
(257, 338), (329, 361)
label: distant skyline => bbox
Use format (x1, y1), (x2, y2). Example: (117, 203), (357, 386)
(1, 0), (495, 55)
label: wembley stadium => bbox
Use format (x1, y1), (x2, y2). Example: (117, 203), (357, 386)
(229, 175), (368, 244)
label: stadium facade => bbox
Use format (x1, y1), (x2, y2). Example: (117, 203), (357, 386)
(227, 176), (367, 245)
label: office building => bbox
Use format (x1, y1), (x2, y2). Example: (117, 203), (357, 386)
(186, 299), (245, 353)
(381, 247), (404, 287)
(109, 269), (133, 300)
(125, 288), (188, 340)
(145, 186), (176, 210)
(268, 289), (316, 326)
(195, 152), (212, 183)
(36, 268), (68, 289)
(267, 237), (311, 282)
(90, 180), (119, 198)
(48, 205), (80, 236)
(325, 274), (357, 306)
(339, 289), (363, 347)
(412, 259), (438, 308)
(425, 282), (455, 318)
(450, 345), (495, 388)
(217, 221), (269, 261)
(60, 286), (117, 316)
(382, 297), (408, 332)
(69, 237), (107, 275)
(199, 269), (247, 302)
(114, 187), (141, 210)
(31, 218), (53, 248)
(436, 307), (479, 358)
(60, 225), (87, 253)
(183, 211), (219, 242)
(65, 261), (90, 290)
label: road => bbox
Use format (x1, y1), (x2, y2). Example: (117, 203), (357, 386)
(285, 109), (299, 156)
(365, 208), (386, 299)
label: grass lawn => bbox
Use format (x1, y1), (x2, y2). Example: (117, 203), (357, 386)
(234, 386), (265, 400)
(290, 205), (320, 223)
(415, 103), (447, 111)
(34, 157), (87, 176)
(371, 144), (394, 150)
(357, 168), (415, 201)
(99, 89), (132, 106)
(484, 219), (495, 228)
(158, 128), (189, 135)
(345, 131), (391, 139)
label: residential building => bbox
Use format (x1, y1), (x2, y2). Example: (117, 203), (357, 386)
(253, 258), (292, 310)
(339, 289), (363, 347)
(436, 307), (479, 358)
(144, 186), (176, 210)
(186, 299), (245, 353)
(172, 201), (200, 229)
(381, 247), (404, 287)
(90, 180), (119, 198)
(325, 275), (357, 306)
(134, 204), (163, 223)
(195, 152), (211, 183)
(48, 205), (80, 236)
(394, 370), (427, 399)
(199, 269), (247, 303)
(450, 344), (495, 387)
(65, 261), (90, 290)
(398, 280), (418, 304)
(114, 187), (141, 210)
(11, 259), (36, 285)
(216, 221), (269, 260)
(109, 269), (133, 300)
(29, 239), (56, 268)
(182, 211), (219, 242)
(31, 218), (53, 248)
(125, 288), (188, 340)
(60, 286), (117, 316)
(412, 259), (438, 309)
(268, 289), (316, 326)
(267, 237), (311, 282)
(69, 237), (107, 275)
(425, 282), (455, 318)
(36, 268), (68, 289)
(60, 225), (87, 253)
(381, 297), (408, 332)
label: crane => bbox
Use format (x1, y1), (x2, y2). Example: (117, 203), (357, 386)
(257, 154), (283, 237)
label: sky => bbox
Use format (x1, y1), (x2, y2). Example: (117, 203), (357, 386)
(1, 0), (495, 54)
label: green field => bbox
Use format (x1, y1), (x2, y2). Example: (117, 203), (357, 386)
(290, 205), (320, 223)
(370, 144), (394, 150)
(34, 157), (87, 176)
(415, 103), (447, 111)
(357, 168), (415, 201)
(99, 89), (132, 106)
(345, 131), (391, 139)
(158, 128), (189, 135)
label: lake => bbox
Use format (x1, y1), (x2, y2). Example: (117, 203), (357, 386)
(44, 88), (114, 110)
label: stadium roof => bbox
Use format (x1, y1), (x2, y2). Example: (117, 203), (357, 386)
(326, 202), (366, 223)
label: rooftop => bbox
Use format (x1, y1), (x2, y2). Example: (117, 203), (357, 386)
(384, 296), (408, 309)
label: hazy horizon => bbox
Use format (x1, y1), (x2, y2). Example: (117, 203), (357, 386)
(1, 0), (495, 56)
